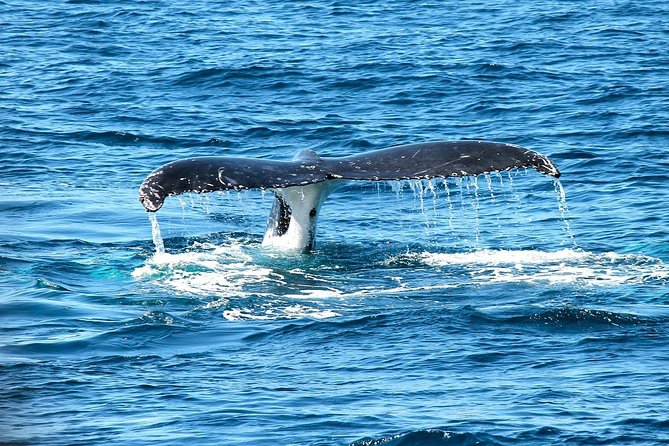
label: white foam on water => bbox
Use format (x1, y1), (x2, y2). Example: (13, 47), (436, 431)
(133, 242), (668, 321)
(222, 305), (341, 321)
(421, 248), (589, 265)
(283, 288), (347, 299)
(133, 241), (279, 297)
(418, 249), (669, 286)
(133, 241), (347, 320)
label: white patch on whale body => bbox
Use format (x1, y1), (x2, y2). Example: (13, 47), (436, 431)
(261, 181), (344, 252)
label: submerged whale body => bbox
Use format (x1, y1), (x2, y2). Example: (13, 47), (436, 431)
(139, 140), (560, 252)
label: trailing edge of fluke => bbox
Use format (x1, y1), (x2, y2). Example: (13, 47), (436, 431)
(138, 140), (560, 252)
(139, 140), (560, 213)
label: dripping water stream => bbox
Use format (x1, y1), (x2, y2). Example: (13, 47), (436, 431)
(388, 173), (574, 250)
(554, 179), (576, 243)
(148, 213), (165, 254)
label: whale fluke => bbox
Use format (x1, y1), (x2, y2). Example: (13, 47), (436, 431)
(139, 140), (560, 252)
(331, 140), (560, 180)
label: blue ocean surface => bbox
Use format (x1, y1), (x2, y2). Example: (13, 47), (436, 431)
(1, 1), (669, 444)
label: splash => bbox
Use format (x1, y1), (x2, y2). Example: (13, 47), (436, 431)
(133, 241), (275, 297)
(133, 237), (668, 322)
(132, 241), (344, 320)
(132, 171), (663, 322)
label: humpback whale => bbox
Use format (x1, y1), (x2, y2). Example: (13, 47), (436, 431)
(139, 140), (560, 252)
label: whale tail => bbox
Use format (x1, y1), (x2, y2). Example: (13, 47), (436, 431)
(139, 140), (560, 252)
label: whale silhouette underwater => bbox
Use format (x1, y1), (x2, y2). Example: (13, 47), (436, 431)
(139, 140), (560, 253)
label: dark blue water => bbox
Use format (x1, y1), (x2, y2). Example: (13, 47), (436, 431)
(2, 1), (669, 445)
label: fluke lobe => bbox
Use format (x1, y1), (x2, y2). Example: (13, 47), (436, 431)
(139, 140), (560, 252)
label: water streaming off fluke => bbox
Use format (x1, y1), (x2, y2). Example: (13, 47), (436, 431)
(148, 213), (165, 254)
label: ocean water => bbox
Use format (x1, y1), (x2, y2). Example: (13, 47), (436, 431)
(1, 0), (669, 445)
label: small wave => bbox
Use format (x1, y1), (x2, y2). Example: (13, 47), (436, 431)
(508, 307), (655, 329)
(351, 429), (505, 446)
(3, 127), (202, 149)
(174, 64), (303, 87)
(35, 278), (71, 292)
(575, 84), (643, 105)
(585, 27), (645, 37)
(74, 130), (194, 147)
(353, 425), (650, 445)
